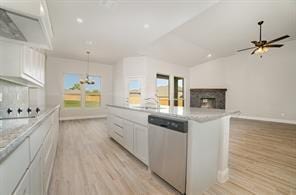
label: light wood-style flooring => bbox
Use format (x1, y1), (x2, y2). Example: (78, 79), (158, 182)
(49, 118), (296, 195)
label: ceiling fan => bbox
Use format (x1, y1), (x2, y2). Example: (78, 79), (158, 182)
(237, 21), (290, 57)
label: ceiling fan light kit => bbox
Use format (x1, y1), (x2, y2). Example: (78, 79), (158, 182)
(237, 21), (290, 58)
(80, 51), (95, 85)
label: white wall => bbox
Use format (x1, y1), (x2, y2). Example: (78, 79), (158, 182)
(113, 56), (190, 107)
(46, 56), (113, 119)
(190, 40), (296, 122)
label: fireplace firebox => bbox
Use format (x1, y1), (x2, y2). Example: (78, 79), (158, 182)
(190, 88), (227, 109)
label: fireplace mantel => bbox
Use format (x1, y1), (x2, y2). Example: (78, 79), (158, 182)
(190, 88), (227, 109)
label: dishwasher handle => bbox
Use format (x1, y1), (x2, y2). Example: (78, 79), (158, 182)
(148, 115), (188, 133)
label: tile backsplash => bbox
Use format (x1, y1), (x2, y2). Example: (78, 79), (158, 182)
(0, 79), (29, 113)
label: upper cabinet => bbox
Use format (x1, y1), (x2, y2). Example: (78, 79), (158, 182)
(0, 40), (45, 87)
(0, 0), (53, 49)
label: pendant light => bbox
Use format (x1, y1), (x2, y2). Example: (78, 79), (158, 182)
(80, 51), (95, 85)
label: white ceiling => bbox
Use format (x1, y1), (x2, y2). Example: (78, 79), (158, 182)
(47, 0), (296, 66)
(47, 0), (218, 64)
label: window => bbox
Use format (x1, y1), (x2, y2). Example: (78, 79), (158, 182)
(85, 76), (101, 107)
(174, 77), (184, 107)
(64, 74), (81, 108)
(156, 74), (170, 106)
(128, 79), (142, 105)
(63, 74), (101, 108)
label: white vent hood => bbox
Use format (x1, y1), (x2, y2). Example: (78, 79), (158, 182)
(0, 0), (53, 50)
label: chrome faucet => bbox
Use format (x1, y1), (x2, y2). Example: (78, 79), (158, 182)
(144, 97), (160, 108)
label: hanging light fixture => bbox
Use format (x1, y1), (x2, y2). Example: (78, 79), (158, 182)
(80, 51), (95, 85)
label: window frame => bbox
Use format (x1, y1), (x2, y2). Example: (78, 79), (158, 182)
(174, 76), (185, 107)
(156, 73), (170, 107)
(126, 76), (144, 106)
(62, 73), (102, 109)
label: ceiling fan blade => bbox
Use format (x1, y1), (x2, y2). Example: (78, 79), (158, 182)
(251, 48), (259, 55)
(265, 44), (283, 48)
(237, 47), (257, 52)
(266, 35), (290, 44)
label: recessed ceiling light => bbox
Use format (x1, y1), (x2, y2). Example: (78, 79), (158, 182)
(144, 24), (150, 29)
(86, 41), (93, 45)
(76, 18), (83, 24)
(207, 53), (212, 58)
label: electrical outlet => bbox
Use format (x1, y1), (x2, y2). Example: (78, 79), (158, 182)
(0, 92), (2, 102)
(16, 93), (20, 101)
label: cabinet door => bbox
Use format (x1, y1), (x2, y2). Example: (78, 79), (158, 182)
(133, 124), (148, 165)
(13, 170), (31, 195)
(123, 120), (134, 153)
(39, 54), (45, 84)
(42, 130), (54, 194)
(23, 46), (33, 77)
(30, 151), (43, 195)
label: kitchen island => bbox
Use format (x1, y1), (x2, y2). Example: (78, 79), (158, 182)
(107, 104), (239, 195)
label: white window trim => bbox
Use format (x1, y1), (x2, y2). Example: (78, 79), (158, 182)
(62, 73), (102, 109)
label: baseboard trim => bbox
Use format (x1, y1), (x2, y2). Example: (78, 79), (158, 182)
(217, 168), (229, 183)
(233, 115), (296, 125)
(60, 115), (107, 121)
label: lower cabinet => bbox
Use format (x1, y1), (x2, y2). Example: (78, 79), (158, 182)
(133, 124), (149, 164)
(0, 107), (60, 195)
(13, 170), (31, 195)
(122, 120), (134, 153)
(30, 151), (43, 195)
(108, 113), (149, 165)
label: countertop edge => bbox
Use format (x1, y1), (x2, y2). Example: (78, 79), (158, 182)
(0, 105), (60, 163)
(106, 104), (240, 123)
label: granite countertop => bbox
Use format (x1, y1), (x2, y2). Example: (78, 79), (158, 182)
(0, 105), (60, 162)
(107, 104), (240, 122)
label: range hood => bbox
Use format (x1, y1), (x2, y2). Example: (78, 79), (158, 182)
(0, 5), (53, 49)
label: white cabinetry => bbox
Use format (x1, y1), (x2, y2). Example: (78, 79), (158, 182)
(13, 169), (31, 195)
(122, 120), (134, 153)
(0, 41), (45, 87)
(0, 0), (53, 49)
(108, 107), (149, 165)
(0, 107), (60, 195)
(30, 151), (43, 195)
(0, 139), (30, 195)
(133, 124), (148, 164)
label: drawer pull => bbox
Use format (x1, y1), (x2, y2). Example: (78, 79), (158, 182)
(114, 131), (123, 138)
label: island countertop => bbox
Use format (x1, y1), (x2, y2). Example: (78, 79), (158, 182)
(0, 105), (60, 162)
(107, 104), (240, 123)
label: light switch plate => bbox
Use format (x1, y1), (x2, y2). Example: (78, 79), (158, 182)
(0, 92), (2, 102)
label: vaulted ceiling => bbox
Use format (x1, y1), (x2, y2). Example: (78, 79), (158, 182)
(47, 0), (296, 66)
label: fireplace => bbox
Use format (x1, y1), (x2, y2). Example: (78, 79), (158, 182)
(200, 98), (216, 108)
(190, 88), (227, 109)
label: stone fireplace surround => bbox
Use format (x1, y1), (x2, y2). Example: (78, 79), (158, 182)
(190, 88), (227, 109)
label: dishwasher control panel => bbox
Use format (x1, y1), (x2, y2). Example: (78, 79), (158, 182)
(148, 115), (188, 133)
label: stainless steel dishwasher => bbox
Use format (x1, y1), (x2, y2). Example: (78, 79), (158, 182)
(148, 115), (188, 194)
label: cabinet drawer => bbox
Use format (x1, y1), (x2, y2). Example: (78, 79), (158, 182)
(0, 139), (30, 195)
(30, 117), (52, 160)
